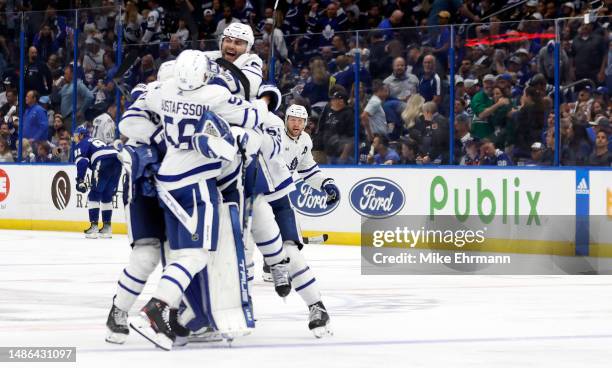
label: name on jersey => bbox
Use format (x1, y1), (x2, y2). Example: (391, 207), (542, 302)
(161, 99), (209, 116)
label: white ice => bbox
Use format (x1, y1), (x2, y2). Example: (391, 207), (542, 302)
(1, 229), (612, 368)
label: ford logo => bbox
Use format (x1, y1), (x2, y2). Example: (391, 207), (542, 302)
(349, 178), (405, 218)
(289, 180), (339, 217)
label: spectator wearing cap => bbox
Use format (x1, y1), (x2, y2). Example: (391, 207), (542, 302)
(525, 141), (551, 166)
(263, 18), (288, 61)
(378, 10), (403, 41)
(427, 0), (479, 27)
(479, 138), (513, 166)
(588, 129), (612, 166)
(433, 11), (451, 68)
(38, 95), (54, 126)
(588, 116), (612, 151)
(23, 90), (48, 144)
(418, 54), (442, 105)
(361, 80), (389, 142)
(471, 74), (508, 139)
(571, 23), (606, 88)
(315, 87), (357, 164)
(367, 134), (400, 165)
(83, 36), (106, 78)
(199, 9), (218, 40)
(25, 46), (53, 97)
(462, 78), (479, 113)
(410, 101), (449, 164)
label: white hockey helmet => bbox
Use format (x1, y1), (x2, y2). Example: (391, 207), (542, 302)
(221, 23), (255, 52)
(285, 104), (308, 127)
(174, 50), (216, 91)
(157, 60), (176, 82)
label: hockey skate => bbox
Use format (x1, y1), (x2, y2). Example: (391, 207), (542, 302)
(269, 258), (291, 297)
(262, 263), (273, 282)
(308, 301), (332, 338)
(105, 303), (129, 344)
(84, 223), (99, 239)
(98, 222), (112, 239)
(129, 298), (175, 351)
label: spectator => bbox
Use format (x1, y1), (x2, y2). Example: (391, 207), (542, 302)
(525, 142), (547, 166)
(361, 80), (389, 141)
(418, 54), (442, 105)
(23, 90), (49, 144)
(401, 94), (425, 133)
(233, 0), (255, 26)
(399, 136), (418, 165)
(53, 136), (70, 162)
(33, 24), (59, 62)
(48, 113), (65, 146)
(588, 129), (612, 166)
(471, 74), (508, 139)
(514, 85), (547, 159)
(214, 5), (240, 37)
(562, 118), (591, 166)
(306, 2), (347, 48)
(262, 18), (288, 61)
(378, 10), (404, 41)
(54, 64), (94, 131)
(0, 137), (12, 162)
(0, 122), (15, 152)
(25, 46), (53, 96)
(83, 37), (106, 77)
(571, 23), (606, 88)
(427, 0), (479, 26)
(454, 113), (472, 162)
(301, 58), (332, 108)
(367, 134), (400, 165)
(538, 40), (569, 84)
(199, 9), (218, 40)
(460, 139), (480, 166)
(479, 138), (513, 166)
(32, 141), (57, 163)
(433, 11), (452, 68)
(315, 87), (355, 163)
(122, 1), (143, 44)
(173, 18), (190, 46)
(383, 57), (419, 101)
(411, 101), (449, 164)
(38, 95), (54, 126)
(0, 89), (17, 117)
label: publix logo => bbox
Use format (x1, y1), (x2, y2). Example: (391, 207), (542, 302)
(289, 181), (339, 217)
(349, 178), (405, 218)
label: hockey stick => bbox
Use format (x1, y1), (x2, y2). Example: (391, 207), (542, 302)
(113, 50), (140, 103)
(302, 234), (329, 245)
(216, 58), (251, 101)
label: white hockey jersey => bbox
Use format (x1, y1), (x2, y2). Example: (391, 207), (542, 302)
(92, 112), (117, 144)
(143, 78), (267, 190)
(202, 51), (263, 101)
(142, 7), (164, 43)
(281, 130), (325, 190)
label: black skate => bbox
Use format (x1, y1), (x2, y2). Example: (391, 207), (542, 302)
(262, 263), (272, 282)
(308, 301), (332, 338)
(84, 223), (99, 239)
(169, 308), (191, 347)
(129, 298), (175, 351)
(269, 258), (291, 297)
(99, 222), (112, 239)
(105, 303), (129, 344)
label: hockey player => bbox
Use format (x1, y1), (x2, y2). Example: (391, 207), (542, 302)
(128, 50), (274, 350)
(92, 105), (117, 144)
(73, 126), (122, 238)
(105, 66), (171, 344)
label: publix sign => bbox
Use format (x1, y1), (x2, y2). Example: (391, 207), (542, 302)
(289, 181), (339, 216)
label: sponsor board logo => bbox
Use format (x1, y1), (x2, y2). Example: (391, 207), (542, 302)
(576, 178), (589, 195)
(0, 168), (10, 203)
(289, 180), (339, 217)
(349, 178), (405, 218)
(607, 188), (612, 219)
(51, 171), (71, 210)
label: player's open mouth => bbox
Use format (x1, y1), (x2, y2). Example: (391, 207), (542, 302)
(225, 50), (237, 58)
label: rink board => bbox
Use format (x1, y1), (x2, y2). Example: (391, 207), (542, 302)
(0, 164), (610, 256)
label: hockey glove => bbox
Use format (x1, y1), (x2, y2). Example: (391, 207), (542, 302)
(321, 178), (340, 206)
(257, 84), (282, 112)
(76, 179), (88, 193)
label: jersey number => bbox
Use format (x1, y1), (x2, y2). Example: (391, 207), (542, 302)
(164, 116), (199, 148)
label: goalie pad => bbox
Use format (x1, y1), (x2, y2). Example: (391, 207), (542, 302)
(181, 202), (254, 337)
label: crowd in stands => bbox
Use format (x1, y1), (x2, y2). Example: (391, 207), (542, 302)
(0, 0), (611, 167)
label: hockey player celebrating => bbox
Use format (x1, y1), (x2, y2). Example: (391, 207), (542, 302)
(127, 50), (271, 350)
(73, 126), (122, 238)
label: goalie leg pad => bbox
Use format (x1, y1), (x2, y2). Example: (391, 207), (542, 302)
(114, 240), (161, 312)
(285, 244), (321, 306)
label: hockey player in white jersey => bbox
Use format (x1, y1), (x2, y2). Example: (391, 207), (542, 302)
(281, 104), (340, 337)
(92, 105), (117, 144)
(104, 62), (174, 345)
(128, 50), (278, 350)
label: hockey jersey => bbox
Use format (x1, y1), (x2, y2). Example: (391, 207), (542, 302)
(281, 130), (325, 190)
(202, 51), (263, 101)
(92, 112), (116, 144)
(75, 137), (119, 181)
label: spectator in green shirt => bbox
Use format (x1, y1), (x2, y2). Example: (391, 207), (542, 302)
(470, 74), (511, 139)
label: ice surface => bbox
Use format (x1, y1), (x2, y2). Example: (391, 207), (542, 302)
(1, 229), (612, 368)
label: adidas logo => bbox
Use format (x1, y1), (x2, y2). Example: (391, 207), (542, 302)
(576, 178), (589, 195)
